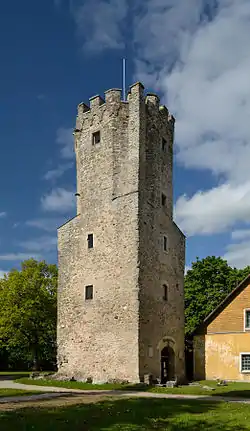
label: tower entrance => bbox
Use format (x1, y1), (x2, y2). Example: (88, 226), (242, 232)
(161, 345), (175, 383)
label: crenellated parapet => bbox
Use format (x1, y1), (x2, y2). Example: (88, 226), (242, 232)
(74, 82), (175, 154)
(75, 83), (175, 126)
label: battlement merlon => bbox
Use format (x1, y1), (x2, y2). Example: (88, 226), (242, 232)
(74, 81), (175, 130)
(145, 93), (160, 109)
(75, 102), (90, 130)
(105, 88), (122, 104)
(89, 95), (105, 109)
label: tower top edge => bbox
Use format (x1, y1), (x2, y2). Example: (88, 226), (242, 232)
(129, 81), (145, 90)
(104, 88), (122, 94)
(76, 82), (173, 116)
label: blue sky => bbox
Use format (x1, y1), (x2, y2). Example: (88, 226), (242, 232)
(1, 0), (250, 276)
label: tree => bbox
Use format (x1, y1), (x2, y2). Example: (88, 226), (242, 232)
(0, 259), (57, 370)
(184, 256), (250, 335)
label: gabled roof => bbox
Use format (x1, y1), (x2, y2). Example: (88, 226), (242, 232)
(194, 273), (250, 335)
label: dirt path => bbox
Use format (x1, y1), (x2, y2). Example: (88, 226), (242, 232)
(0, 380), (84, 393)
(1, 380), (250, 405)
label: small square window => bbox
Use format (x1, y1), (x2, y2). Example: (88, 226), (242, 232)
(163, 236), (168, 252)
(92, 131), (101, 145)
(245, 310), (250, 330)
(163, 284), (168, 301)
(87, 233), (94, 249)
(161, 193), (166, 207)
(241, 353), (250, 372)
(85, 285), (93, 300)
(162, 137), (167, 152)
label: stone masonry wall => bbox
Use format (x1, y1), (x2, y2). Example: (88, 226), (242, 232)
(138, 94), (185, 382)
(57, 82), (185, 383)
(57, 85), (142, 383)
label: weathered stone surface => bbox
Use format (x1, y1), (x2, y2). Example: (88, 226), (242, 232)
(144, 374), (153, 385)
(57, 82), (186, 384)
(165, 380), (178, 388)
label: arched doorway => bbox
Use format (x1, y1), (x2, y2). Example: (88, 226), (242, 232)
(161, 345), (175, 383)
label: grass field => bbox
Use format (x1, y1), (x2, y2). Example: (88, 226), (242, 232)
(15, 378), (148, 391)
(1, 396), (250, 430)
(0, 389), (43, 398)
(15, 377), (250, 398)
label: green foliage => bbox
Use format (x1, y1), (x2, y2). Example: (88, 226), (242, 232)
(185, 256), (250, 335)
(0, 259), (57, 370)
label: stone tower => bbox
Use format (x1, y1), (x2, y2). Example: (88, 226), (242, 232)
(57, 82), (186, 384)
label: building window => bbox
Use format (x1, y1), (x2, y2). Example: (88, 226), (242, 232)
(85, 285), (93, 300)
(162, 137), (167, 152)
(163, 235), (168, 252)
(240, 353), (250, 373)
(148, 346), (153, 358)
(161, 193), (166, 207)
(87, 233), (94, 249)
(163, 284), (168, 301)
(244, 309), (250, 330)
(92, 131), (101, 145)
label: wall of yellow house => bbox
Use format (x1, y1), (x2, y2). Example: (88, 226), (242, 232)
(194, 333), (250, 381)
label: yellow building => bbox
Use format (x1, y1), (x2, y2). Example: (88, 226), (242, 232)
(193, 274), (250, 381)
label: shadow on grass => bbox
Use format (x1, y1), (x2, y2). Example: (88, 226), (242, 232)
(0, 397), (249, 431)
(118, 383), (149, 391)
(212, 390), (250, 399)
(0, 374), (30, 381)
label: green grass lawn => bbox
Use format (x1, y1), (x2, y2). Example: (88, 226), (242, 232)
(15, 377), (250, 398)
(0, 389), (43, 398)
(150, 380), (250, 398)
(15, 377), (147, 391)
(1, 397), (250, 430)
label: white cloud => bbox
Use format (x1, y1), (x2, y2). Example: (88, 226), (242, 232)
(18, 236), (57, 252)
(69, 0), (128, 52)
(42, 129), (74, 183)
(43, 162), (73, 181)
(134, 0), (206, 86)
(26, 218), (65, 232)
(223, 228), (250, 268)
(231, 229), (250, 241)
(184, 265), (191, 275)
(0, 212), (7, 218)
(175, 182), (250, 236)
(224, 240), (250, 269)
(133, 0), (250, 236)
(56, 128), (74, 160)
(135, 0), (250, 182)
(41, 188), (76, 213)
(0, 253), (40, 261)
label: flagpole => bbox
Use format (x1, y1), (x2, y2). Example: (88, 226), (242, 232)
(123, 58), (126, 101)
